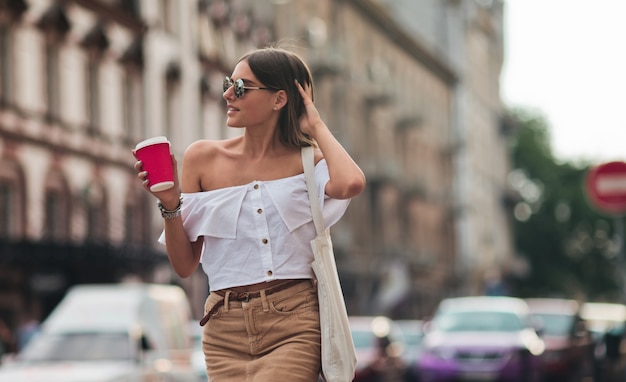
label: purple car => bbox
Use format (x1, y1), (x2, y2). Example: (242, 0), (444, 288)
(417, 296), (545, 382)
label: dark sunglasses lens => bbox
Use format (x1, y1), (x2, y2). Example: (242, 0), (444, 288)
(223, 77), (245, 98)
(223, 77), (231, 93)
(234, 79), (244, 98)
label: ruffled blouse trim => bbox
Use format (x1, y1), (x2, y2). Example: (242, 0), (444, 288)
(158, 159), (349, 244)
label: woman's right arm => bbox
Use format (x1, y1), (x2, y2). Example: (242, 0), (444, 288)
(135, 144), (204, 278)
(162, 219), (203, 279)
(163, 143), (208, 278)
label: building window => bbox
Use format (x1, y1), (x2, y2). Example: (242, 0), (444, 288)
(0, 182), (12, 238)
(0, 26), (13, 106)
(0, 160), (25, 239)
(87, 205), (100, 241)
(87, 57), (100, 134)
(124, 194), (149, 245)
(84, 183), (108, 243)
(122, 69), (144, 142)
(124, 204), (138, 244)
(164, 64), (180, 140)
(45, 43), (61, 120)
(44, 191), (66, 240)
(43, 171), (70, 242)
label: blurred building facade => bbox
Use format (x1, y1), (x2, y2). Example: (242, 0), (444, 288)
(0, 0), (513, 332)
(376, 0), (517, 303)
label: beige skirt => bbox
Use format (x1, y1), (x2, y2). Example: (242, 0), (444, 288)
(201, 280), (321, 381)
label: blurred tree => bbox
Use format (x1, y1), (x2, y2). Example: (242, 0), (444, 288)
(508, 108), (623, 302)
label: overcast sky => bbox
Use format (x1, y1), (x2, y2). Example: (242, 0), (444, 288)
(501, 0), (626, 164)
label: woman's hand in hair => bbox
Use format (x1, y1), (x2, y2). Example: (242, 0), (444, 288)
(295, 79), (324, 137)
(294, 79), (366, 199)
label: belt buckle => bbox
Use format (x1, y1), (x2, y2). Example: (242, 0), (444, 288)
(239, 292), (250, 302)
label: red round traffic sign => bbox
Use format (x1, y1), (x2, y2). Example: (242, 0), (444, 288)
(586, 161), (626, 215)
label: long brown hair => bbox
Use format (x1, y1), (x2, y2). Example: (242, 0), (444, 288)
(238, 46), (317, 148)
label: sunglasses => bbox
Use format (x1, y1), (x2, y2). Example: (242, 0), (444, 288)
(223, 76), (278, 98)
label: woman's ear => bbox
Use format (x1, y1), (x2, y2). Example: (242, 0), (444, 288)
(274, 90), (288, 111)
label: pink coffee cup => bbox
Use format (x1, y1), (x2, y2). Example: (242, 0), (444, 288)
(134, 136), (175, 192)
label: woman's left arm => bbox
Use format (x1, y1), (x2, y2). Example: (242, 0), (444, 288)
(296, 81), (366, 200)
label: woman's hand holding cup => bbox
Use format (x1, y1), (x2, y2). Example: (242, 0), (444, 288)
(133, 136), (180, 208)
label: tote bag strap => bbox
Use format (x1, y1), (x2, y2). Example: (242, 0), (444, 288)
(301, 146), (324, 235)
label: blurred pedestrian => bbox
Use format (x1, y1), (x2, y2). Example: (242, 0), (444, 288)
(133, 44), (365, 381)
(0, 319), (15, 362)
(354, 336), (408, 382)
(16, 312), (40, 352)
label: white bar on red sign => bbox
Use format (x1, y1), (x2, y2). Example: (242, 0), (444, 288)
(597, 175), (626, 194)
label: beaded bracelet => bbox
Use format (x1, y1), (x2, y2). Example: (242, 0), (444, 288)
(157, 195), (183, 220)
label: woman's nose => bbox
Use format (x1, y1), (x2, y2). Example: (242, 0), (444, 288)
(223, 85), (235, 100)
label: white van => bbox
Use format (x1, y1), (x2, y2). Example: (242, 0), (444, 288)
(0, 283), (199, 382)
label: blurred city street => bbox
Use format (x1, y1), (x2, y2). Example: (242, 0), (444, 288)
(1, 0), (626, 381)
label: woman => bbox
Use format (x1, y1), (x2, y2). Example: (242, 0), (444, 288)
(134, 46), (365, 381)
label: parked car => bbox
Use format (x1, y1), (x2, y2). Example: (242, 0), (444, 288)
(417, 296), (545, 382)
(580, 302), (626, 382)
(526, 298), (594, 382)
(395, 319), (425, 381)
(350, 315), (408, 382)
(0, 283), (197, 382)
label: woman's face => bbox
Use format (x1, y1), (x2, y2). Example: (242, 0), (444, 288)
(223, 61), (277, 129)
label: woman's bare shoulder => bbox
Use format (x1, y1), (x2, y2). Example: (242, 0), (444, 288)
(181, 139), (241, 192)
(184, 137), (240, 160)
(186, 139), (218, 153)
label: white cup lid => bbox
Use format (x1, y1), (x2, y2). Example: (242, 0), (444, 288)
(150, 181), (175, 192)
(135, 136), (170, 151)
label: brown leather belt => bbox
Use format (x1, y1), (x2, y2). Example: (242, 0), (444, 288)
(199, 279), (309, 326)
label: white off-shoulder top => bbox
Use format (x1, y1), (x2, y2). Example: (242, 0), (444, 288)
(158, 159), (350, 291)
